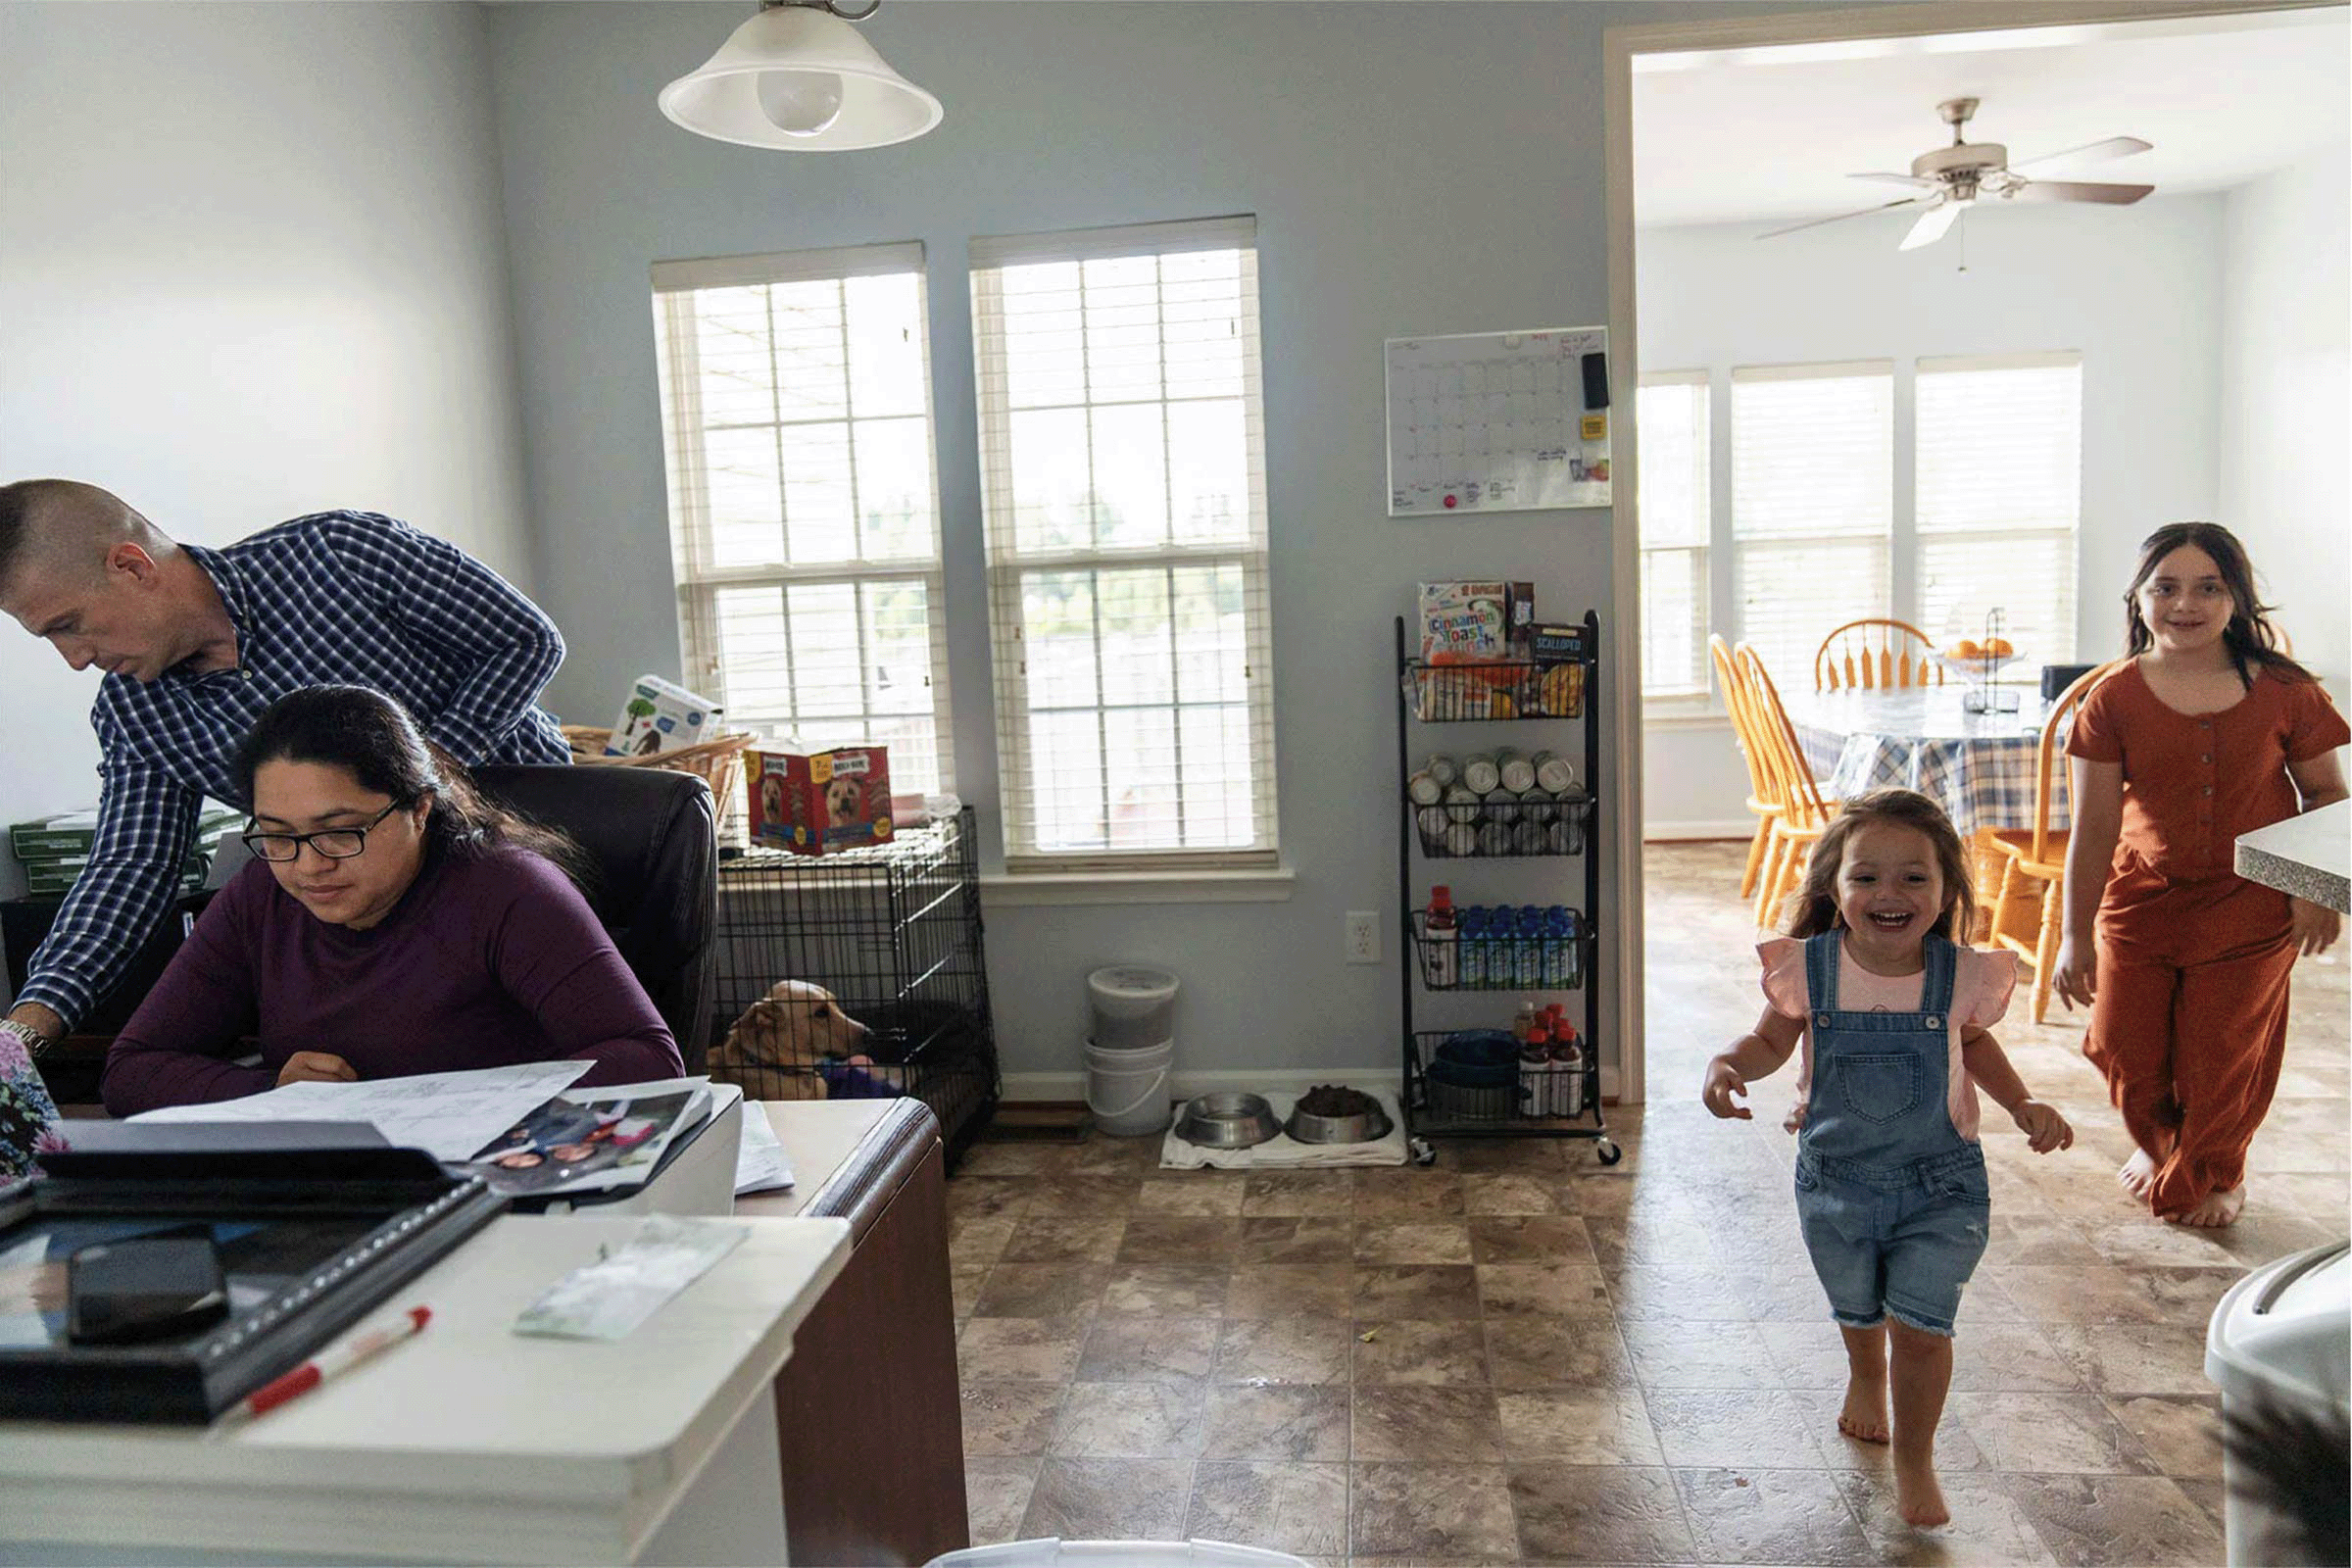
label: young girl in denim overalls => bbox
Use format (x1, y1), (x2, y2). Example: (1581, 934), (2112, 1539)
(1703, 788), (2075, 1528)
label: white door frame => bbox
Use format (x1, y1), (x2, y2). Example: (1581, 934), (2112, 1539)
(1598, 0), (2340, 1109)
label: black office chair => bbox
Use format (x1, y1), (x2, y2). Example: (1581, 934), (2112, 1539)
(472, 765), (718, 1071)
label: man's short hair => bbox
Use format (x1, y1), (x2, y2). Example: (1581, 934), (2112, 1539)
(0, 479), (146, 591)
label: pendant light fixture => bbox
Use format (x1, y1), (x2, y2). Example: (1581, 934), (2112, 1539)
(660, 0), (943, 152)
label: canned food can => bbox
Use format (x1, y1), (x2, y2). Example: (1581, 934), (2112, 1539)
(1497, 749), (1536, 795)
(1533, 752), (1575, 794)
(1445, 784), (1482, 823)
(1426, 755), (1460, 788)
(1460, 753), (1501, 796)
(1407, 771), (1445, 807)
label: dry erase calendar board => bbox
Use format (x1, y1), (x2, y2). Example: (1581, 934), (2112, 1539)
(1386, 327), (1611, 517)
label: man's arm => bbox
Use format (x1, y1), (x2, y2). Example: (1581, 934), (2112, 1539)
(323, 514), (565, 764)
(13, 738), (203, 1039)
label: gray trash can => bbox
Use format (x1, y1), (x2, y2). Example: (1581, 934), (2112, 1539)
(2204, 1238), (2349, 1566)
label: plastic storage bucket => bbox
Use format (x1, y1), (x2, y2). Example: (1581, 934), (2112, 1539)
(2204, 1238), (2349, 1565)
(1084, 1037), (1176, 1136)
(926, 1539), (1308, 1568)
(1089, 965), (1180, 1051)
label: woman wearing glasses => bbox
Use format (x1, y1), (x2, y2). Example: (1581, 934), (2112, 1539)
(100, 686), (683, 1115)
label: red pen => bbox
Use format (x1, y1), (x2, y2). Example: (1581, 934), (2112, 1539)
(225, 1304), (432, 1423)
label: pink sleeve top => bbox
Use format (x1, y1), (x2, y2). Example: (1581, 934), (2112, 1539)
(1757, 935), (2016, 1142)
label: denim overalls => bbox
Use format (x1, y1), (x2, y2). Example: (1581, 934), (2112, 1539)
(1792, 931), (1990, 1337)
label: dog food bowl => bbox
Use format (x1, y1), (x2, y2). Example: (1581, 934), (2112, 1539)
(1286, 1103), (1393, 1146)
(1174, 1092), (1282, 1150)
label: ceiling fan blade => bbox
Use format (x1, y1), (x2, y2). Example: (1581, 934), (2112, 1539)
(1847, 172), (1938, 188)
(2006, 179), (2155, 206)
(2009, 135), (2153, 174)
(1755, 197), (1923, 241)
(1898, 200), (1961, 252)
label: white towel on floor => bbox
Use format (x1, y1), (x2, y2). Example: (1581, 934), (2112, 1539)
(1158, 1088), (1409, 1170)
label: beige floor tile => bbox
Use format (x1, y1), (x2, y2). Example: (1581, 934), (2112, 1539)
(1225, 1263), (1355, 1319)
(1350, 1319), (1490, 1386)
(1068, 1133), (1163, 1174)
(1507, 1462), (1698, 1564)
(1350, 1385), (1505, 1462)
(1100, 1262), (1230, 1318)
(963, 1456), (1041, 1546)
(2099, 1393), (2223, 1480)
(1603, 1263), (1750, 1321)
(2112, 1265), (2247, 1327)
(1200, 1383), (1350, 1460)
(1076, 1316), (1219, 1385)
(2081, 1216), (2244, 1270)
(1495, 1387), (1664, 1463)
(1468, 1214), (1597, 1264)
(1584, 1212), (1723, 1269)
(2041, 1322), (2215, 1396)
(951, 1262), (991, 1325)
(1673, 1465), (1879, 1566)
(1135, 1172), (1248, 1215)
(1350, 1461), (1518, 1559)
(1619, 1317), (1779, 1389)
(959, 1381), (1067, 1456)
(1353, 1220), (1476, 1264)
(958, 1315), (1090, 1383)
(1753, 1317), (1859, 1391)
(1987, 1264), (2172, 1324)
(1646, 1387), (1829, 1469)
(1020, 1456), (1192, 1539)
(1352, 1167), (1468, 1216)
(1185, 1460), (1348, 1556)
(1730, 1267), (1838, 1321)
(1237, 1216), (1352, 1263)
(1947, 1321), (2087, 1393)
(949, 1214), (1018, 1268)
(1462, 1173), (1568, 1214)
(1483, 1315), (1639, 1389)
(972, 1262), (1111, 1320)
(959, 1143), (1078, 1178)
(1834, 1469), (2060, 1566)
(1354, 1263), (1483, 1319)
(2003, 1473), (2227, 1566)
(1946, 1392), (2156, 1475)
(1001, 1214), (1127, 1264)
(1048, 1381), (1205, 1458)
(1023, 1173), (1146, 1216)
(1433, 1137), (1571, 1174)
(1242, 1171), (1355, 1216)
(1477, 1261), (1614, 1318)
(1115, 1215), (1241, 1265)
(1788, 1387), (1991, 1473)
(945, 1176), (1033, 1223)
(1214, 1317), (1352, 1386)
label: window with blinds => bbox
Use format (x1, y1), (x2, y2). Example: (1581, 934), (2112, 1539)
(1917, 352), (2081, 662)
(1731, 362), (1894, 682)
(650, 243), (953, 797)
(1636, 373), (1710, 699)
(969, 216), (1277, 870)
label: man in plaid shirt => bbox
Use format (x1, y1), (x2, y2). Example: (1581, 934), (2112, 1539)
(0, 480), (569, 1085)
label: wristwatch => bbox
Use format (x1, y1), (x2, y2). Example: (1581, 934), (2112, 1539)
(0, 1018), (52, 1060)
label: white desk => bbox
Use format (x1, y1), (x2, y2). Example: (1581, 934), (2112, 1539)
(0, 1212), (851, 1565)
(2236, 799), (2351, 914)
(741, 1098), (900, 1217)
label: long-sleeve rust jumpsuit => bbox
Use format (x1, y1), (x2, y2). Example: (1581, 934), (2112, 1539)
(2067, 661), (2348, 1219)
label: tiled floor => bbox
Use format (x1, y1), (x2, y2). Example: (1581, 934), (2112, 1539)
(946, 841), (2349, 1565)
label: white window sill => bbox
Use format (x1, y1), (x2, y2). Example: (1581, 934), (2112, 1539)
(1642, 705), (1730, 730)
(980, 866), (1298, 907)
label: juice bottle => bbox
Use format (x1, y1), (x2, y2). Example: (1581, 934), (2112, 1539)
(1424, 886), (1457, 989)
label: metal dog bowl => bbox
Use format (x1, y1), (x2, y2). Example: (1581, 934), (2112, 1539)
(1286, 1102), (1393, 1146)
(1174, 1092), (1282, 1150)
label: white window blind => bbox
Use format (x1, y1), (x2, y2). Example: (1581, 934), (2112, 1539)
(1731, 362), (1893, 683)
(1917, 352), (2081, 663)
(969, 216), (1277, 870)
(650, 243), (953, 798)
(1637, 373), (1710, 699)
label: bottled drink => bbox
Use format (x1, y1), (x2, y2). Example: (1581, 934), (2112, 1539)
(1458, 908), (1486, 989)
(1525, 1023), (1553, 1117)
(1424, 887), (1458, 988)
(1554, 1026), (1586, 1118)
(1512, 999), (1541, 1043)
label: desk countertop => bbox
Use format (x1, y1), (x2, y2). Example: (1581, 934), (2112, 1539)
(736, 1100), (905, 1220)
(0, 1212), (850, 1564)
(2237, 800), (2351, 914)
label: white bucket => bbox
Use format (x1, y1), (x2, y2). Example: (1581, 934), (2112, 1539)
(1084, 1036), (1175, 1136)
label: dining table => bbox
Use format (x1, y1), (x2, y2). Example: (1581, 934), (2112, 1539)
(1788, 681), (2062, 838)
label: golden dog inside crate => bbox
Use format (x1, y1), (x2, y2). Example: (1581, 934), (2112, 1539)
(709, 979), (877, 1102)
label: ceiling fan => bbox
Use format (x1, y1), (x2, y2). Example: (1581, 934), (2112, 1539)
(1759, 97), (2155, 251)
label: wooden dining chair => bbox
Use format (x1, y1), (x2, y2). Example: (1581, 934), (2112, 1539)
(1710, 634), (1782, 901)
(1737, 643), (1839, 929)
(1815, 618), (1944, 692)
(1985, 661), (2125, 1023)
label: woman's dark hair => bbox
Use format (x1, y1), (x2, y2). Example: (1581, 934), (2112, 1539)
(2124, 522), (2314, 689)
(1781, 787), (1974, 942)
(232, 686), (588, 883)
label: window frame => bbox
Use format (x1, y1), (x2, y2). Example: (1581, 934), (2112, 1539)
(1635, 370), (1712, 706)
(968, 215), (1279, 874)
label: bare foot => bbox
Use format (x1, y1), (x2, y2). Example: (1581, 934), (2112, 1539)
(2118, 1147), (2160, 1200)
(1893, 1448), (1951, 1527)
(2168, 1186), (2246, 1228)
(1838, 1373), (1891, 1445)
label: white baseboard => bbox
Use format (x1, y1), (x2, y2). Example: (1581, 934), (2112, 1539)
(1004, 1064), (1628, 1105)
(1642, 819), (1755, 842)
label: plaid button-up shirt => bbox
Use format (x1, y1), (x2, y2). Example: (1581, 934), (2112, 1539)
(18, 512), (570, 1029)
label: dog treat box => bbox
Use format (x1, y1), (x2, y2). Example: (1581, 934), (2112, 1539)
(606, 674), (722, 758)
(748, 746), (895, 856)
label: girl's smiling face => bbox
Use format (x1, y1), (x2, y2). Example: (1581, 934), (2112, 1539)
(1835, 820), (1948, 970)
(2133, 543), (2233, 655)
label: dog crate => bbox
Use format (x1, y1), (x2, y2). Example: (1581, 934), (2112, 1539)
(709, 806), (998, 1159)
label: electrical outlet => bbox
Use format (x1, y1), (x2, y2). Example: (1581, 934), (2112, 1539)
(1345, 910), (1381, 965)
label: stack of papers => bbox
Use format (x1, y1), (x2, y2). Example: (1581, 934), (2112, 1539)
(128, 1060), (592, 1161)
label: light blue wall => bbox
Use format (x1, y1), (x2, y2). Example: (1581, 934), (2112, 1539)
(482, 1), (1633, 1084)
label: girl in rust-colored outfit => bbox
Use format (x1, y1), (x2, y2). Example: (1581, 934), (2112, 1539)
(2056, 523), (2348, 1227)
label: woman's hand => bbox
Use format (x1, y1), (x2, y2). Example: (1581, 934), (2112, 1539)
(1701, 1055), (1750, 1120)
(2051, 936), (2097, 1011)
(277, 1051), (358, 1087)
(2289, 898), (2341, 958)
(2011, 1099), (2075, 1154)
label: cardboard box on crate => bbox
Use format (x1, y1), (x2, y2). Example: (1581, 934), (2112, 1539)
(746, 747), (894, 857)
(604, 674), (721, 759)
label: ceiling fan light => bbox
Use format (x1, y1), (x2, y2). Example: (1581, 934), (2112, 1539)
(660, 5), (943, 152)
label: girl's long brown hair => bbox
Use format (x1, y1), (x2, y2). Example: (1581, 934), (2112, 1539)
(1781, 788), (1975, 942)
(2125, 521), (2314, 690)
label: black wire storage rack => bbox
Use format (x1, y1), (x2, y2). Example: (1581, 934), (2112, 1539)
(709, 806), (999, 1161)
(1396, 613), (1617, 1163)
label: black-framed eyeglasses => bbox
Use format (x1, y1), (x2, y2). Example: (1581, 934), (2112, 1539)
(242, 798), (414, 863)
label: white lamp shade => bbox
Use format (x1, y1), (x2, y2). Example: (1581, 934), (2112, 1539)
(659, 6), (943, 152)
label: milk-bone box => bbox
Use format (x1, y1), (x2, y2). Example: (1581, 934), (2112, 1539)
(747, 747), (895, 856)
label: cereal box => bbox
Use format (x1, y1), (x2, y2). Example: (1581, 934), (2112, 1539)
(607, 674), (721, 759)
(746, 747), (895, 856)
(1417, 581), (1536, 664)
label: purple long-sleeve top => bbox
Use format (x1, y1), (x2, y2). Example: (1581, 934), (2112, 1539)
(102, 843), (683, 1116)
